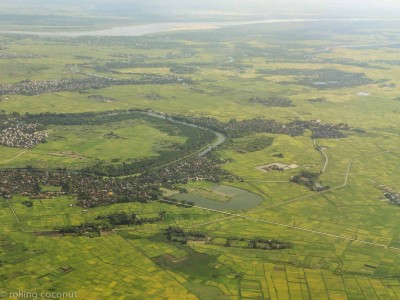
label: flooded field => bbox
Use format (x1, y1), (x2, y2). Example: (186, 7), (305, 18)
(174, 185), (263, 211)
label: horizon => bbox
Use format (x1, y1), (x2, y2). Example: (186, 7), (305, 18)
(1, 0), (400, 20)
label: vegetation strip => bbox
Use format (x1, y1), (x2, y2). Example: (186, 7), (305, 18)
(161, 197), (396, 251)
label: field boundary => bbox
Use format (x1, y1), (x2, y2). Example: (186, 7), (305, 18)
(161, 195), (397, 251)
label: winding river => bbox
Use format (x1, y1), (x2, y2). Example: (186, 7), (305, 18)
(142, 111), (226, 157)
(141, 112), (264, 210)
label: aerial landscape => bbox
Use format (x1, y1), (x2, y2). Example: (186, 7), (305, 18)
(1, 0), (400, 299)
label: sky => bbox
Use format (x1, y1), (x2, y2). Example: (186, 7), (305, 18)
(1, 0), (400, 19)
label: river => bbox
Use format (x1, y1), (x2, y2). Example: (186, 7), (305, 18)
(141, 111), (226, 157)
(0, 18), (381, 37)
(142, 112), (264, 210)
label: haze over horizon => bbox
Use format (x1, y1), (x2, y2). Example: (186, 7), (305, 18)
(1, 0), (400, 20)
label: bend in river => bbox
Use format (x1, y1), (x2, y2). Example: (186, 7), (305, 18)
(142, 111), (226, 157)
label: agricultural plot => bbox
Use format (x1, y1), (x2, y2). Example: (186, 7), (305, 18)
(1, 20), (400, 299)
(0, 118), (187, 169)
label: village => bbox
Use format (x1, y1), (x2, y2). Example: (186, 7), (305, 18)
(0, 155), (240, 208)
(0, 53), (44, 59)
(0, 122), (48, 148)
(0, 75), (192, 96)
(175, 114), (350, 139)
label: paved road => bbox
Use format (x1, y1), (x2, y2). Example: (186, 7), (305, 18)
(162, 188), (398, 251)
(252, 162), (351, 210)
(314, 139), (329, 173)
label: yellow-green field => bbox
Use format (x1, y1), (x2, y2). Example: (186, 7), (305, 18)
(1, 20), (400, 299)
(0, 118), (186, 169)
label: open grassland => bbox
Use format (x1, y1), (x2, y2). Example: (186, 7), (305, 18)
(1, 21), (400, 299)
(0, 118), (186, 169)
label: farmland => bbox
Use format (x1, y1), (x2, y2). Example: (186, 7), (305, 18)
(1, 19), (400, 299)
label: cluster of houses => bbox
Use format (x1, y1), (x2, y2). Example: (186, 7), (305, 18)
(259, 68), (374, 89)
(166, 52), (195, 59)
(257, 163), (298, 173)
(146, 94), (165, 101)
(141, 74), (191, 84)
(109, 52), (194, 61)
(110, 53), (149, 61)
(0, 53), (44, 59)
(0, 122), (48, 148)
(0, 75), (192, 96)
(287, 119), (350, 139)
(166, 227), (290, 250)
(0, 42), (9, 50)
(290, 171), (328, 192)
(177, 114), (350, 140)
(383, 187), (400, 206)
(0, 77), (114, 96)
(140, 156), (241, 188)
(308, 120), (349, 139)
(0, 156), (240, 208)
(87, 95), (115, 103)
(0, 169), (159, 207)
(175, 115), (306, 138)
(248, 96), (293, 107)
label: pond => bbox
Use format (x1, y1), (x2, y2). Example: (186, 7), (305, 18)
(173, 185), (263, 211)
